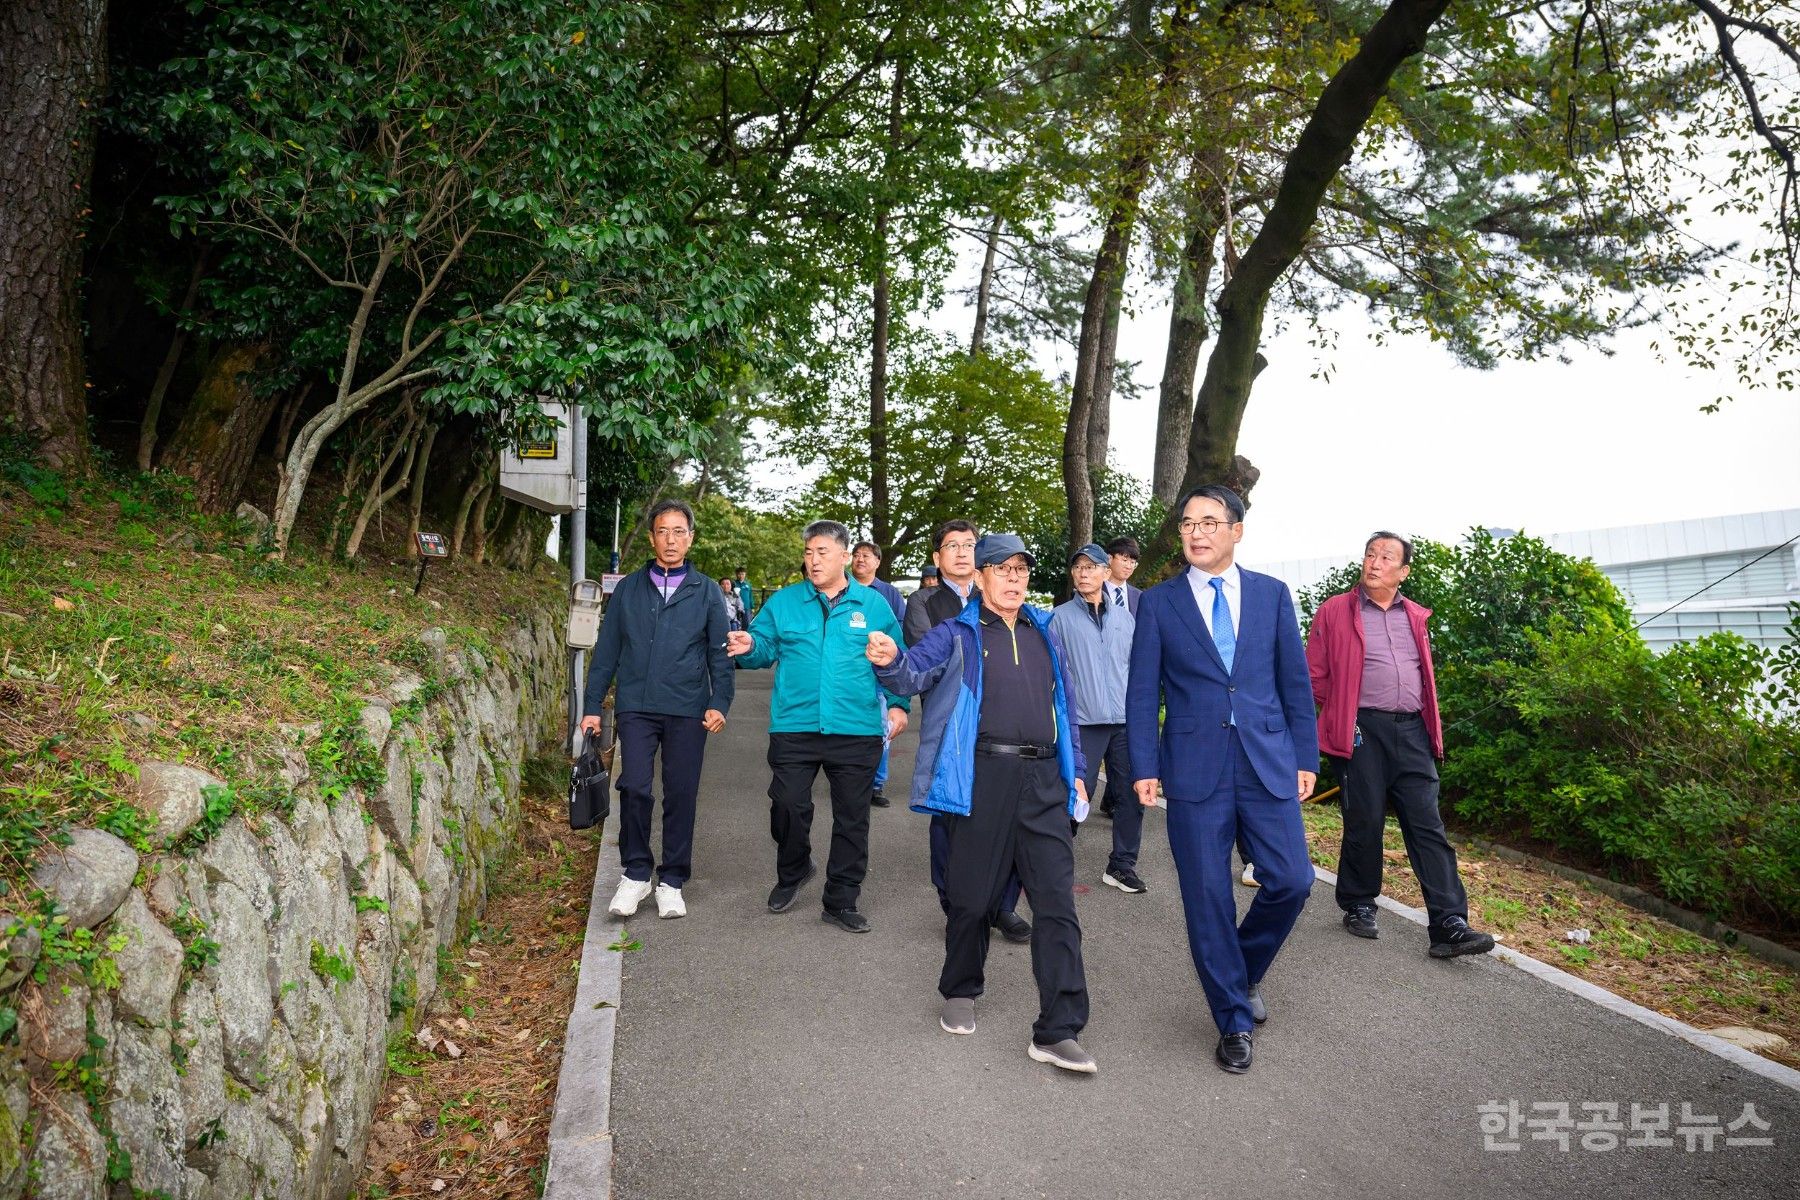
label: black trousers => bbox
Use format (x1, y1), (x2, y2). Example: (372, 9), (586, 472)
(940, 753), (1088, 1045)
(616, 711), (708, 888)
(767, 732), (883, 912)
(1331, 709), (1469, 928)
(1078, 723), (1140, 875)
(930, 815), (1020, 916)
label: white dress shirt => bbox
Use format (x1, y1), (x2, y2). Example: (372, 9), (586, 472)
(1186, 562), (1242, 639)
(1110, 580), (1130, 610)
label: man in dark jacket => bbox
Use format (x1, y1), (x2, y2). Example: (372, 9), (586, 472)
(581, 499), (734, 921)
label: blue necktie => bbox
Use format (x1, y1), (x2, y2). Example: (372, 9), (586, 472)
(1209, 576), (1235, 674)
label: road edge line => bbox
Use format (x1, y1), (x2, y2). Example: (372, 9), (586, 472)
(544, 836), (626, 1198)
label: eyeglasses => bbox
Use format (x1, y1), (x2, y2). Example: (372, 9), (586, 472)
(940, 540), (976, 553)
(1178, 518), (1238, 536)
(652, 527), (693, 540)
(986, 564), (1031, 581)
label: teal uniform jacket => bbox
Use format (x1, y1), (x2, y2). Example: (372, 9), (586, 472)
(738, 578), (910, 736)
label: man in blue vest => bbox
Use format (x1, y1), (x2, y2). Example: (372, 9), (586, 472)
(581, 499), (734, 921)
(868, 533), (1095, 1074)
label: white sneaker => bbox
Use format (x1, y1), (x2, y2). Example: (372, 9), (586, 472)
(654, 883), (686, 919)
(1240, 862), (1260, 888)
(608, 875), (654, 917)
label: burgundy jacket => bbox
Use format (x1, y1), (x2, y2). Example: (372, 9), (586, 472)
(1304, 586), (1443, 760)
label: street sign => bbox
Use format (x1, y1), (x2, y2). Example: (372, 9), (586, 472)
(600, 573), (627, 594)
(415, 532), (449, 558)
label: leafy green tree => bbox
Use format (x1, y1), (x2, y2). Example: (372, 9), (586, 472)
(153, 0), (759, 555)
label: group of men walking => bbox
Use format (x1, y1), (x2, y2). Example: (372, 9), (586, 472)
(581, 490), (1494, 1078)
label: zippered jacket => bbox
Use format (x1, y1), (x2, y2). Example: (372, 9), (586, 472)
(1304, 586), (1443, 759)
(582, 561), (734, 718)
(737, 579), (909, 735)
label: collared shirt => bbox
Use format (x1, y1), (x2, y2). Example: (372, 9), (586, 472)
(1186, 563), (1242, 639)
(1108, 580), (1130, 610)
(976, 606), (1057, 744)
(944, 577), (975, 600)
(1357, 590), (1424, 712)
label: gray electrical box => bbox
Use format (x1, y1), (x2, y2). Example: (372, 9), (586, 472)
(567, 578), (605, 650)
(499, 401), (582, 514)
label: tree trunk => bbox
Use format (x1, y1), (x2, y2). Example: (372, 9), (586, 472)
(1143, 0), (1455, 574)
(343, 409), (421, 560)
(138, 251), (208, 471)
(468, 474), (497, 564)
(159, 341), (277, 514)
(1153, 202), (1222, 505)
(449, 454), (492, 558)
(1086, 269), (1126, 491)
(272, 382), (310, 462)
(404, 423), (439, 554)
(969, 212), (1002, 357)
(0, 0), (106, 473)
(868, 59), (907, 556)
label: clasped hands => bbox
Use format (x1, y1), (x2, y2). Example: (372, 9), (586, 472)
(1133, 770), (1316, 806)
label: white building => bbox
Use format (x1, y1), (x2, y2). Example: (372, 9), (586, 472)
(1247, 508), (1800, 656)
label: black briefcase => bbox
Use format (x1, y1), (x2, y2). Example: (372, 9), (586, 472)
(569, 730), (611, 831)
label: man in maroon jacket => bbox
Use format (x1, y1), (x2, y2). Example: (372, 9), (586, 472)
(1305, 532), (1494, 959)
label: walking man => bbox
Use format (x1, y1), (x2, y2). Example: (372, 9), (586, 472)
(581, 500), (734, 920)
(1305, 532), (1495, 958)
(852, 540), (907, 808)
(868, 533), (1095, 1073)
(1103, 536), (1142, 615)
(726, 521), (909, 933)
(902, 520), (1030, 943)
(734, 567), (756, 618)
(1049, 544), (1145, 894)
(1127, 486), (1318, 1074)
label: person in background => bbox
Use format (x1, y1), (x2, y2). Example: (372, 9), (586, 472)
(920, 564), (941, 589)
(1126, 486), (1318, 1075)
(852, 540), (907, 808)
(902, 520), (1030, 945)
(719, 576), (746, 631)
(868, 533), (1095, 1074)
(581, 499), (734, 921)
(734, 566), (756, 619)
(1049, 544), (1145, 895)
(726, 521), (909, 934)
(1304, 531), (1495, 959)
(1102, 536), (1142, 615)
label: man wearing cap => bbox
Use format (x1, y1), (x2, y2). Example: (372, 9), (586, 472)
(1050, 543), (1145, 894)
(867, 533), (1095, 1074)
(902, 519), (1030, 944)
(1127, 485), (1318, 1075)
(919, 565), (941, 589)
(726, 520), (910, 934)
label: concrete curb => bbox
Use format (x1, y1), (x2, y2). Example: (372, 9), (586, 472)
(543, 836), (625, 1199)
(1463, 835), (1800, 975)
(1307, 863), (1800, 1094)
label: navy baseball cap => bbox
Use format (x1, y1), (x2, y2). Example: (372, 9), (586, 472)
(921, 565), (940, 577)
(975, 533), (1036, 569)
(1068, 542), (1109, 568)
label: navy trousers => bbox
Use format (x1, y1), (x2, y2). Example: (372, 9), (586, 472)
(1078, 723), (1140, 875)
(615, 711), (708, 888)
(1165, 728), (1313, 1036)
(931, 815), (1021, 916)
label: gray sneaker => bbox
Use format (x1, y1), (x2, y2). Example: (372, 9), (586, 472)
(939, 997), (976, 1035)
(1247, 984), (1267, 1025)
(1027, 1038), (1097, 1074)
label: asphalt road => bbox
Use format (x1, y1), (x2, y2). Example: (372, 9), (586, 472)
(607, 674), (1799, 1199)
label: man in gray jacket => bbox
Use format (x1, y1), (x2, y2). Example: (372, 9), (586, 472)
(1049, 543), (1145, 893)
(581, 499), (734, 920)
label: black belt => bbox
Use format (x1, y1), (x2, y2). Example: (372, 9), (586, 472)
(976, 740), (1056, 759)
(1358, 708), (1422, 723)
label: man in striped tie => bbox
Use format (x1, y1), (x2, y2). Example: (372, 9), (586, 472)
(1126, 485), (1318, 1075)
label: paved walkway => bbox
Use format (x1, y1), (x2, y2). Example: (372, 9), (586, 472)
(599, 675), (1798, 1198)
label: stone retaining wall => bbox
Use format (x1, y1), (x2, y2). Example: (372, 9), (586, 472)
(1, 612), (564, 1199)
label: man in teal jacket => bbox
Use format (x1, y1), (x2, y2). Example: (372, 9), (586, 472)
(727, 520), (909, 934)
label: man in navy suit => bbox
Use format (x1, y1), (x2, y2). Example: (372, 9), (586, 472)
(1127, 485), (1318, 1074)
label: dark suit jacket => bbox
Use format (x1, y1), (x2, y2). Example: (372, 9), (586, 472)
(1125, 567), (1317, 800)
(903, 581), (981, 647)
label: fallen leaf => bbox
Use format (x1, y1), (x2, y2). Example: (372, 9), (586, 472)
(51, 596), (75, 611)
(492, 1118), (511, 1141)
(456, 1133), (479, 1152)
(443, 1038), (462, 1059)
(430, 1179), (447, 1193)
(511, 1028), (530, 1042)
(385, 1161), (407, 1176)
(453, 1017), (472, 1032)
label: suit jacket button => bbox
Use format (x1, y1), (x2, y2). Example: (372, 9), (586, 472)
(1221, 720), (1230, 728)
(1227, 685), (1236, 692)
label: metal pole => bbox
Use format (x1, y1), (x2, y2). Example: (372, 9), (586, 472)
(610, 496), (621, 573)
(568, 403), (589, 756)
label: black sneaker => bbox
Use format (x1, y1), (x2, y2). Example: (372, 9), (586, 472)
(822, 907), (871, 933)
(1343, 903), (1379, 939)
(767, 863), (816, 913)
(1429, 915), (1496, 959)
(993, 911), (1032, 943)
(1102, 868), (1148, 894)
(870, 788), (890, 808)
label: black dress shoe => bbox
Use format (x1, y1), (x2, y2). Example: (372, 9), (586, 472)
(1343, 903), (1379, 939)
(870, 788), (890, 808)
(767, 863), (817, 913)
(1429, 915), (1496, 958)
(994, 911), (1033, 943)
(1215, 1032), (1253, 1074)
(821, 907), (871, 933)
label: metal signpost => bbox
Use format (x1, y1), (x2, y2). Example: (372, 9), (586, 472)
(412, 532), (449, 595)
